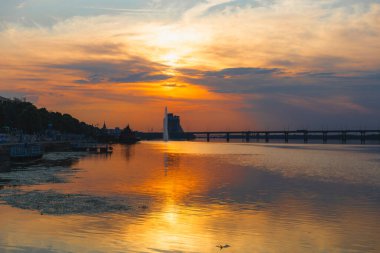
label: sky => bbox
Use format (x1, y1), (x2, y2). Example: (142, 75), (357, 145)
(0, 0), (380, 131)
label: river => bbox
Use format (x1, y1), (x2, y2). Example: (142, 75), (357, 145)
(0, 142), (380, 253)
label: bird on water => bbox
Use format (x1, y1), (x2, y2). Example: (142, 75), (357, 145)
(216, 244), (231, 250)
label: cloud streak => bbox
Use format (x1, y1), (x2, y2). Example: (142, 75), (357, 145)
(48, 58), (172, 84)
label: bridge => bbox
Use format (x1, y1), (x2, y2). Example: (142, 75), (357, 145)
(183, 129), (380, 144)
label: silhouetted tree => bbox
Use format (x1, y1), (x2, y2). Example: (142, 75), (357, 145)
(0, 99), (99, 136)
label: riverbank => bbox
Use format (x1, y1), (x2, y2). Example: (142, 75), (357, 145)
(0, 141), (72, 162)
(0, 148), (150, 216)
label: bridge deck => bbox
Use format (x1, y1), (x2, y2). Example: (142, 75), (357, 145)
(185, 130), (380, 135)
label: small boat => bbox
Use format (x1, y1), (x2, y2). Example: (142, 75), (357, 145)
(10, 143), (43, 162)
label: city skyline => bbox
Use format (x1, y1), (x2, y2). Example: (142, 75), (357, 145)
(1, 0), (380, 130)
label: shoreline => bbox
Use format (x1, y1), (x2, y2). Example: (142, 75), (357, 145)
(0, 141), (72, 162)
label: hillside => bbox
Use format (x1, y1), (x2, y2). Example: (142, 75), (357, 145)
(0, 98), (99, 136)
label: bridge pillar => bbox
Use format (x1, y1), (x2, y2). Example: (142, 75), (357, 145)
(226, 132), (230, 142)
(284, 132), (289, 143)
(341, 131), (347, 144)
(245, 131), (250, 142)
(361, 131), (366, 144)
(206, 133), (210, 142)
(322, 132), (327, 144)
(304, 131), (308, 143)
(265, 132), (269, 143)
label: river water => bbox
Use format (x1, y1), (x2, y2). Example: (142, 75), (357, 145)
(0, 142), (380, 253)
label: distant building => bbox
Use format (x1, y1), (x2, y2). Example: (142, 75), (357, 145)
(102, 121), (107, 131)
(167, 113), (184, 134)
(0, 133), (10, 143)
(0, 96), (10, 103)
(160, 110), (194, 140)
(137, 109), (194, 140)
(119, 125), (140, 144)
(100, 122), (122, 138)
(112, 127), (121, 137)
(107, 127), (121, 137)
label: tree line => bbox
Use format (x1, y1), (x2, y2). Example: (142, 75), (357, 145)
(0, 99), (99, 136)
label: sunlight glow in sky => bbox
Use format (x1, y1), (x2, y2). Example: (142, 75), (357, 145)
(1, 0), (380, 130)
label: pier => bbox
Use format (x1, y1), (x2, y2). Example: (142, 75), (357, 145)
(182, 130), (380, 144)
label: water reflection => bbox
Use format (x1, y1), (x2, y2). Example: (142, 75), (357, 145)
(0, 142), (379, 253)
(124, 144), (136, 161)
(164, 152), (168, 176)
(164, 152), (181, 176)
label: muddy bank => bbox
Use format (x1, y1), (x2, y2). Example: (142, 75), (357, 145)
(0, 190), (134, 215)
(0, 152), (85, 186)
(0, 151), (152, 215)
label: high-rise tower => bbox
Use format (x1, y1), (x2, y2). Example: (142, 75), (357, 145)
(163, 107), (169, 141)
